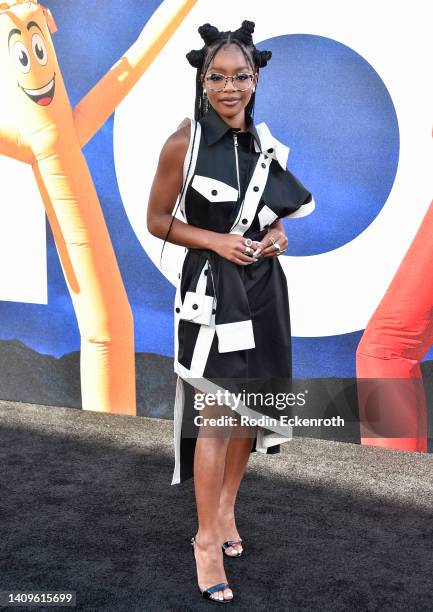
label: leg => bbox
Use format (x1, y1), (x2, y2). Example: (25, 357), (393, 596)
(192, 387), (233, 601)
(218, 416), (256, 556)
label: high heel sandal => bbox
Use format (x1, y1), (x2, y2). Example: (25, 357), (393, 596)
(190, 536), (234, 603)
(221, 539), (243, 558)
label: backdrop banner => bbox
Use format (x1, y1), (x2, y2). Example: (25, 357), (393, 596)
(0, 0), (432, 452)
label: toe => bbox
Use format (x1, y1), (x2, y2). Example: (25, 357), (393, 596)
(212, 590), (224, 601)
(224, 587), (234, 600)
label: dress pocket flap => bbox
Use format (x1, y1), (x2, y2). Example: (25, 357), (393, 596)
(179, 291), (215, 326)
(258, 203), (278, 230)
(191, 175), (238, 203)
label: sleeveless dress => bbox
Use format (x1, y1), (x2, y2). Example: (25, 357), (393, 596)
(171, 105), (314, 485)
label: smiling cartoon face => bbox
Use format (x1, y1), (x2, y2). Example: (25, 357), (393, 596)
(0, 1), (59, 108)
(8, 17), (55, 105)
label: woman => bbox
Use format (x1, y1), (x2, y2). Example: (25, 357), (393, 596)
(147, 20), (314, 603)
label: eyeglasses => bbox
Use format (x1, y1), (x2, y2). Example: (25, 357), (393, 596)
(204, 72), (255, 92)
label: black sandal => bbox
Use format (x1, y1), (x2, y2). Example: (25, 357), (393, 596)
(222, 539), (243, 558)
(190, 536), (234, 603)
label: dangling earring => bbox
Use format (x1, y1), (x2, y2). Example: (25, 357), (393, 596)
(252, 86), (256, 92)
(202, 88), (209, 112)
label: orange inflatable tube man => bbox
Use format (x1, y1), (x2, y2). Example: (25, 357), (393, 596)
(0, 0), (197, 414)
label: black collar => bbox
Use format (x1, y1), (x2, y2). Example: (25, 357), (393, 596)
(200, 105), (262, 150)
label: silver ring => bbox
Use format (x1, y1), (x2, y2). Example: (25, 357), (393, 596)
(268, 235), (276, 245)
(244, 238), (253, 247)
(245, 246), (253, 255)
(273, 242), (281, 252)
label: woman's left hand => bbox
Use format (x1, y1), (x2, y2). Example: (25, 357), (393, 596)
(256, 225), (288, 258)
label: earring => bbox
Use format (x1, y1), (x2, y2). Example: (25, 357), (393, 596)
(252, 86), (256, 92)
(202, 90), (209, 112)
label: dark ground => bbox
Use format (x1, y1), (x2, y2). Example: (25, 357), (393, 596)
(1, 400), (433, 611)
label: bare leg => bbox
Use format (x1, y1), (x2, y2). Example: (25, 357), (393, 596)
(218, 417), (256, 556)
(192, 388), (234, 602)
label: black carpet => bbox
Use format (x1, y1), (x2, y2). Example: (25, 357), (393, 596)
(1, 401), (432, 611)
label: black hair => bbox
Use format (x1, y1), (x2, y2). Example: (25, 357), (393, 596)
(186, 20), (272, 121)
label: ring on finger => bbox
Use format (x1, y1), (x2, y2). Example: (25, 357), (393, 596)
(244, 238), (253, 247)
(273, 242), (281, 252)
(244, 246), (253, 255)
(268, 235), (276, 245)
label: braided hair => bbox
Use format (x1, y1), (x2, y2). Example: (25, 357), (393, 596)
(159, 21), (272, 271)
(186, 19), (272, 121)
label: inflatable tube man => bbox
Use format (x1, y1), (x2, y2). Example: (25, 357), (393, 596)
(0, 0), (196, 414)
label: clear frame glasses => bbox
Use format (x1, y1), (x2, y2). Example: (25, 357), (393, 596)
(204, 72), (255, 92)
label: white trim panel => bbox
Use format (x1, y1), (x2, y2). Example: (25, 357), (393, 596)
(258, 204), (279, 229)
(191, 174), (238, 203)
(215, 320), (255, 353)
(286, 196), (316, 219)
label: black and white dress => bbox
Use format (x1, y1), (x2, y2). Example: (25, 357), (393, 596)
(171, 105), (314, 485)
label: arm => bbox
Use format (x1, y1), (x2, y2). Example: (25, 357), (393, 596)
(259, 197), (315, 256)
(147, 125), (256, 265)
(258, 181), (315, 256)
(0, 123), (33, 163)
(72, 0), (197, 148)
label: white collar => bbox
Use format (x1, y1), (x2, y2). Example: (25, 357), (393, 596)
(253, 122), (290, 171)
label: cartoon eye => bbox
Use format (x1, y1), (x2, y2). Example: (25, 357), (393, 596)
(11, 40), (31, 73)
(32, 33), (47, 66)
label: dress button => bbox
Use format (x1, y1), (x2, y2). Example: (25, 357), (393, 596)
(261, 162), (266, 168)
(242, 218), (248, 224)
(212, 308), (216, 314)
(211, 189), (218, 196)
(253, 186), (259, 192)
(175, 307), (180, 313)
(267, 147), (274, 153)
(178, 273), (181, 279)
(192, 304), (199, 310)
(204, 269), (208, 276)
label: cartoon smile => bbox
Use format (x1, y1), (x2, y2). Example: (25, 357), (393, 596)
(19, 73), (55, 105)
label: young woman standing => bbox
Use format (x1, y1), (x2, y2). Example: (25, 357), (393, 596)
(147, 20), (314, 603)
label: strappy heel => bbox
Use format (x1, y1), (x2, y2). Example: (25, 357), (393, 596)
(222, 539), (243, 558)
(190, 536), (234, 603)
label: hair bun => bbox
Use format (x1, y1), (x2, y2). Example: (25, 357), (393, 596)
(241, 20), (255, 34)
(253, 49), (272, 68)
(185, 49), (205, 68)
(233, 19), (255, 45)
(198, 23), (221, 45)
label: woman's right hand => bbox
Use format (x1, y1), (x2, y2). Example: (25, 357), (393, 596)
(210, 233), (261, 265)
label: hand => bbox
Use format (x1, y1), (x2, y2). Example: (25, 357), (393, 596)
(257, 228), (288, 258)
(211, 234), (261, 265)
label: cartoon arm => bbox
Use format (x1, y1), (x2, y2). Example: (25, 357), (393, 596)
(72, 0), (197, 148)
(0, 122), (33, 162)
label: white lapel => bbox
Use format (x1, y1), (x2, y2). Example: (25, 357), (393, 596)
(254, 122), (290, 171)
